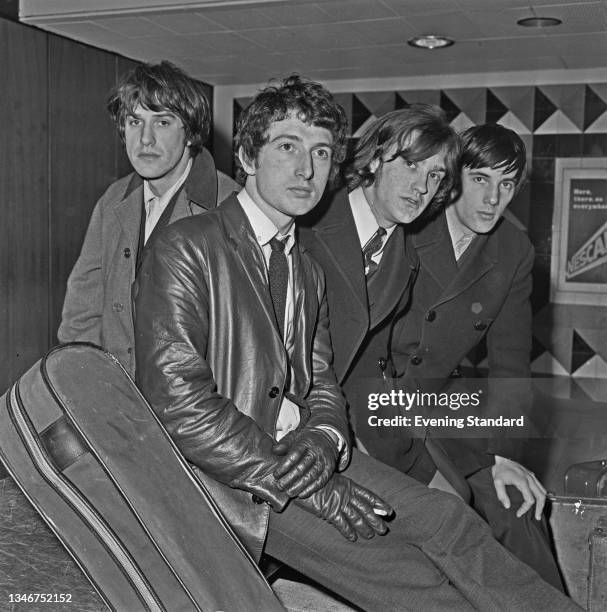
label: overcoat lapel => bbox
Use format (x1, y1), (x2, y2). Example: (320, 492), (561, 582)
(367, 227), (414, 326)
(221, 196), (286, 341)
(310, 192), (367, 316)
(414, 212), (498, 308)
(290, 247), (318, 388)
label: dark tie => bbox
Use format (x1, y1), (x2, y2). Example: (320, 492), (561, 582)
(269, 237), (288, 339)
(363, 227), (387, 277)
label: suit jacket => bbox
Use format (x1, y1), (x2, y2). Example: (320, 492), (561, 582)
(135, 194), (350, 560)
(58, 149), (237, 375)
(298, 188), (433, 478)
(393, 209), (535, 475)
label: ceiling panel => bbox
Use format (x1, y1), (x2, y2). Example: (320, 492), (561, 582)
(19, 0), (607, 86)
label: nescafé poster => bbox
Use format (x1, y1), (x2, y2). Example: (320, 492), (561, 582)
(551, 158), (607, 305)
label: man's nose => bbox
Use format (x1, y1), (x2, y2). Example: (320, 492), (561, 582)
(140, 123), (155, 146)
(485, 184), (500, 206)
(413, 173), (429, 195)
(296, 152), (314, 179)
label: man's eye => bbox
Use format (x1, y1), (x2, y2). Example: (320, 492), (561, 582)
(429, 172), (443, 182)
(157, 120), (171, 127)
(279, 143), (294, 152)
(502, 181), (515, 190)
(314, 149), (330, 160)
(405, 160), (417, 169)
(473, 176), (486, 184)
(127, 118), (141, 127)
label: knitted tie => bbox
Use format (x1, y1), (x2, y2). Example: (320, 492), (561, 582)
(363, 227), (387, 277)
(269, 236), (288, 339)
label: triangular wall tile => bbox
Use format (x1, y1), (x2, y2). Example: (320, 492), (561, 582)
(450, 112), (475, 132)
(352, 94), (374, 134)
(441, 88), (486, 125)
(571, 330), (596, 372)
(398, 90), (441, 107)
(537, 84), (586, 131)
(531, 352), (570, 375)
(440, 91), (461, 123)
(576, 328), (607, 363)
(534, 87), (558, 131)
(535, 110), (583, 134)
(489, 86), (535, 132)
(486, 89), (509, 125)
(585, 111), (607, 133)
(572, 354), (607, 378)
(355, 92), (397, 118)
(395, 93), (408, 110)
(497, 111), (533, 135)
(584, 85), (607, 131)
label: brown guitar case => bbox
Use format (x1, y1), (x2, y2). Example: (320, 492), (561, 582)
(0, 343), (284, 611)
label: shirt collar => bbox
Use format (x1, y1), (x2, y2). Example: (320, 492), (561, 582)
(349, 186), (396, 248)
(445, 203), (477, 244)
(143, 157), (193, 208)
(237, 188), (296, 255)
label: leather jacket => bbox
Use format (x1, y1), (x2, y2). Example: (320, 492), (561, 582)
(135, 194), (350, 560)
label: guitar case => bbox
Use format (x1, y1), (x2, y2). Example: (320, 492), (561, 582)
(0, 343), (284, 611)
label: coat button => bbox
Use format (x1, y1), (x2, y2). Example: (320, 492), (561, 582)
(410, 354), (423, 366)
(252, 494), (264, 505)
(123, 247), (131, 258)
(425, 310), (436, 322)
(112, 302), (123, 312)
(269, 386), (280, 398)
(473, 320), (487, 331)
(127, 347), (133, 354)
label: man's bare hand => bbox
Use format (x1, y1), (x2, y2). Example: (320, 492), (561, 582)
(492, 455), (546, 520)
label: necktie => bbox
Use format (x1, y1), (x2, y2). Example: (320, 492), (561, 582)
(454, 233), (474, 260)
(363, 227), (387, 277)
(269, 237), (288, 339)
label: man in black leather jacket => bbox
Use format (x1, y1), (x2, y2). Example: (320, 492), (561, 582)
(135, 75), (579, 611)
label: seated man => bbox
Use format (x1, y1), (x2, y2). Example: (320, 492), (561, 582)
(391, 124), (563, 589)
(135, 76), (579, 611)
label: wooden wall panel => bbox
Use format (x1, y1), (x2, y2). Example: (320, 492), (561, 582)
(0, 20), (48, 393)
(48, 37), (121, 342)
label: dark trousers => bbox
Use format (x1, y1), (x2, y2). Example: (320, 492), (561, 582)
(467, 467), (565, 592)
(265, 450), (579, 611)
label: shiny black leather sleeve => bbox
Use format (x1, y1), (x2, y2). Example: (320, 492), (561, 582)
(134, 226), (290, 511)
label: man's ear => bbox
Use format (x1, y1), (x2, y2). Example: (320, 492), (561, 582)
(238, 146), (256, 176)
(369, 157), (380, 174)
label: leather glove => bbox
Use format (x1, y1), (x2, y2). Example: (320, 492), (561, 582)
(294, 473), (393, 541)
(272, 428), (339, 498)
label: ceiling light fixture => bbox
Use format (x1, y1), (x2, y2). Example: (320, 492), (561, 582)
(517, 17), (562, 28)
(408, 35), (454, 50)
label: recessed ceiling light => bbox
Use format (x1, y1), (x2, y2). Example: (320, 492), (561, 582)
(408, 35), (454, 50)
(517, 17), (562, 28)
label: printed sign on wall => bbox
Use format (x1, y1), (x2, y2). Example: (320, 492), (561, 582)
(551, 158), (607, 305)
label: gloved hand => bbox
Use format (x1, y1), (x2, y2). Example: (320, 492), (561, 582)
(272, 428), (339, 498)
(294, 473), (393, 541)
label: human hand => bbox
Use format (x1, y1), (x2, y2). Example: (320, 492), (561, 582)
(492, 455), (546, 520)
(294, 473), (393, 541)
(272, 428), (339, 498)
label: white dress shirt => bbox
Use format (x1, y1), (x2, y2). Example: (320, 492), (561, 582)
(143, 158), (193, 243)
(349, 187), (396, 271)
(445, 205), (477, 261)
